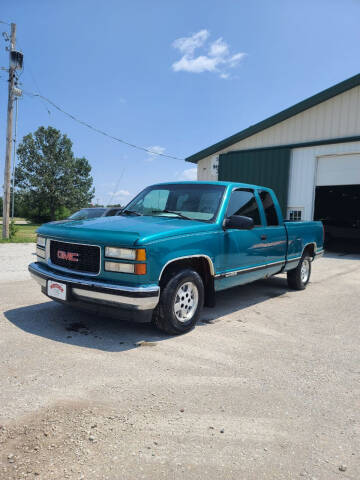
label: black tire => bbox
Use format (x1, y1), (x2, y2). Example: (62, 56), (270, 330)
(152, 268), (204, 335)
(287, 253), (311, 290)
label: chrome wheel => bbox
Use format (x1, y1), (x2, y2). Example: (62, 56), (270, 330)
(301, 258), (310, 283)
(174, 281), (199, 323)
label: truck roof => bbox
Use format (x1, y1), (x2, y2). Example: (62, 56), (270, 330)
(150, 180), (273, 191)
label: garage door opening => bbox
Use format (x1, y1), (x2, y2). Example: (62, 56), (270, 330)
(314, 184), (360, 253)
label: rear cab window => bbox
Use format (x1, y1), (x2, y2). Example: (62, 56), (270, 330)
(259, 190), (280, 226)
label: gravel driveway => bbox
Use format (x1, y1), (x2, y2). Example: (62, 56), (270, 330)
(0, 244), (359, 479)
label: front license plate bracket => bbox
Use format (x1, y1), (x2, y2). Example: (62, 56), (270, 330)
(47, 280), (67, 301)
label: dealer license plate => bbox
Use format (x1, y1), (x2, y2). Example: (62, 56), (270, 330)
(47, 280), (67, 300)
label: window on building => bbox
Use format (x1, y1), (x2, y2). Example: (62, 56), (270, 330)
(259, 191), (279, 226)
(226, 189), (261, 225)
(287, 208), (303, 221)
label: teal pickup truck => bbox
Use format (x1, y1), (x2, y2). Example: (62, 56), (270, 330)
(29, 181), (324, 334)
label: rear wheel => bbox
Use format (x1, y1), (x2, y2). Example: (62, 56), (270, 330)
(287, 253), (311, 290)
(152, 269), (204, 334)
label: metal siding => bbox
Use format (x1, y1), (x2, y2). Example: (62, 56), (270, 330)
(196, 85), (360, 177)
(198, 156), (218, 181)
(218, 149), (290, 215)
(187, 73), (360, 163)
(288, 141), (360, 220)
(226, 86), (360, 149)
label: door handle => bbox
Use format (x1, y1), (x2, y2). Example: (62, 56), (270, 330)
(260, 234), (267, 240)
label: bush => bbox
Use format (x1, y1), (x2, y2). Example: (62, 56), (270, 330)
(9, 220), (18, 239)
(24, 207), (72, 224)
(55, 206), (71, 221)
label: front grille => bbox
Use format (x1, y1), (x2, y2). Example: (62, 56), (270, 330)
(50, 240), (100, 274)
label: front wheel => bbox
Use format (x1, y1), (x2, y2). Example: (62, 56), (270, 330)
(152, 268), (204, 334)
(287, 254), (311, 290)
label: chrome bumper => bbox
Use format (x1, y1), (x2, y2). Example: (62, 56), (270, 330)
(314, 249), (325, 260)
(28, 262), (160, 311)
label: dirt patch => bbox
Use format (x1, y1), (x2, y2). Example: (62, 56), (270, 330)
(0, 401), (122, 480)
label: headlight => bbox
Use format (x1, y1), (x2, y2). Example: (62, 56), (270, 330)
(105, 247), (146, 261)
(36, 246), (46, 259)
(37, 235), (46, 247)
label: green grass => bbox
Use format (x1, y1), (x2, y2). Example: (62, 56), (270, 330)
(0, 224), (39, 243)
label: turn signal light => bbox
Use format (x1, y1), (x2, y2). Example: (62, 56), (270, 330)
(135, 263), (147, 275)
(136, 249), (146, 261)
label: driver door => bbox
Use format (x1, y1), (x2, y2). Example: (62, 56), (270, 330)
(216, 188), (271, 288)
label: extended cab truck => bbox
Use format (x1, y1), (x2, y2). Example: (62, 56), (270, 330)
(29, 182), (324, 334)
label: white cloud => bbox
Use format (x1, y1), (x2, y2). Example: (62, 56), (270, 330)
(172, 55), (219, 73)
(178, 167), (197, 181)
(172, 29), (209, 55)
(228, 52), (246, 67)
(109, 189), (131, 197)
(172, 30), (246, 78)
(208, 37), (229, 57)
(146, 145), (166, 161)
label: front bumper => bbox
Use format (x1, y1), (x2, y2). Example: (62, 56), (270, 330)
(28, 262), (160, 311)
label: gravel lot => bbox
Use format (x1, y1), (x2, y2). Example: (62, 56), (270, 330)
(0, 243), (359, 480)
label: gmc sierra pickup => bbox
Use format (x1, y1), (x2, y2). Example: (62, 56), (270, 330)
(29, 181), (324, 334)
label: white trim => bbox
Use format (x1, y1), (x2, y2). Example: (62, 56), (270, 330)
(214, 259), (286, 278)
(159, 255), (215, 281)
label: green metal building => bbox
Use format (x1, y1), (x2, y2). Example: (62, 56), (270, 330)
(186, 74), (360, 231)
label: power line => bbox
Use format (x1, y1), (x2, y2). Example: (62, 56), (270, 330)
(22, 89), (184, 161)
(15, 37), (51, 115)
(107, 167), (126, 206)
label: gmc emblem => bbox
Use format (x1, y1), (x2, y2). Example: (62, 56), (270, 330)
(57, 250), (79, 262)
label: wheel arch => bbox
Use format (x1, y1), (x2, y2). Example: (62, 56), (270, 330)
(302, 242), (316, 260)
(159, 255), (216, 308)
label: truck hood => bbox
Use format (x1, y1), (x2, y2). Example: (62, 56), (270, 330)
(37, 215), (219, 246)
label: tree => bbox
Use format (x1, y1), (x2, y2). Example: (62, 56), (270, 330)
(15, 126), (94, 222)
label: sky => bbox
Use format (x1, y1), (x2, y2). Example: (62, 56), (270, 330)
(1, 0), (360, 206)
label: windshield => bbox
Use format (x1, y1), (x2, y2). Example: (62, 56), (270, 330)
(69, 208), (106, 220)
(122, 184), (225, 222)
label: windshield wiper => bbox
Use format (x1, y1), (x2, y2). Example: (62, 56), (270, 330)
(120, 209), (142, 216)
(152, 209), (192, 220)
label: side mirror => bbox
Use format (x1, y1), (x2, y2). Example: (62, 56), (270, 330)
(224, 215), (254, 230)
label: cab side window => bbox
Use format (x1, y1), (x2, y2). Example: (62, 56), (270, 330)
(227, 189), (261, 226)
(259, 191), (279, 226)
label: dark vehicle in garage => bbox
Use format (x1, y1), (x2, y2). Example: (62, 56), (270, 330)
(314, 184), (360, 243)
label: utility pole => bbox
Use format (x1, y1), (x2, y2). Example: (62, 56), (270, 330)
(2, 22), (16, 239)
(11, 96), (19, 218)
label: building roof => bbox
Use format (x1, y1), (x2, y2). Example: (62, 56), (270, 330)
(186, 73), (360, 163)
